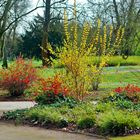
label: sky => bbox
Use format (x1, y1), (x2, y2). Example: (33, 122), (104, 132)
(20, 0), (87, 32)
(32, 0), (87, 16)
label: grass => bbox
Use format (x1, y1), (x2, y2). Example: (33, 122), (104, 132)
(101, 71), (140, 89)
(110, 135), (140, 140)
(106, 56), (140, 66)
(0, 57), (140, 96)
(32, 56), (140, 67)
(0, 56), (140, 68)
(89, 56), (140, 66)
(32, 56), (140, 91)
(36, 66), (140, 91)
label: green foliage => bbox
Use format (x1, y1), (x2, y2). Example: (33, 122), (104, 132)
(2, 101), (140, 136)
(135, 45), (140, 56)
(2, 103), (96, 128)
(35, 92), (65, 105)
(95, 102), (114, 113)
(3, 109), (26, 121)
(98, 110), (140, 136)
(25, 106), (63, 125)
(35, 93), (77, 108)
(16, 17), (64, 59)
(114, 99), (140, 111)
(111, 135), (140, 140)
(77, 117), (95, 129)
(67, 103), (96, 123)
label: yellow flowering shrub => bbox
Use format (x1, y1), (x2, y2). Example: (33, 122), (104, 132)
(51, 0), (124, 100)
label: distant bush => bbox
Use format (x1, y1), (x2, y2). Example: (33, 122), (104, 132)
(0, 57), (37, 96)
(135, 46), (140, 56)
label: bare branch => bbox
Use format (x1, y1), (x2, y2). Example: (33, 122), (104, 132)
(3, 6), (44, 33)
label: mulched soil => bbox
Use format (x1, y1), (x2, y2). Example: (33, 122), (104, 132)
(0, 90), (32, 101)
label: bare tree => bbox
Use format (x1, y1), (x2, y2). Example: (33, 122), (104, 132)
(87, 0), (140, 56)
(0, 0), (44, 68)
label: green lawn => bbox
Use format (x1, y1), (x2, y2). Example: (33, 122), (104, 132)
(1, 58), (140, 93)
(101, 71), (140, 89)
(36, 66), (140, 91)
(110, 135), (140, 140)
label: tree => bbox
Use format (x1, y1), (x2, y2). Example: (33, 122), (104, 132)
(0, 0), (44, 68)
(41, 0), (69, 66)
(15, 16), (64, 59)
(87, 0), (140, 57)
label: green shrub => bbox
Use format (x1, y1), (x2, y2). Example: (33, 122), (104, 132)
(58, 119), (69, 128)
(35, 92), (65, 105)
(25, 106), (63, 125)
(2, 109), (26, 120)
(98, 110), (140, 136)
(67, 103), (96, 123)
(115, 99), (140, 111)
(135, 46), (140, 56)
(95, 102), (113, 113)
(77, 117), (95, 129)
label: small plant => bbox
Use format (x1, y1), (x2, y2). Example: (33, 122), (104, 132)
(98, 110), (140, 136)
(0, 57), (37, 96)
(114, 99), (140, 111)
(95, 102), (113, 113)
(77, 117), (95, 129)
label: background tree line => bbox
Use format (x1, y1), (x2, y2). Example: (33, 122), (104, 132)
(0, 0), (140, 68)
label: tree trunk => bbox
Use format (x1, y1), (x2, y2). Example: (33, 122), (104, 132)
(41, 0), (51, 66)
(1, 35), (8, 68)
(113, 0), (120, 27)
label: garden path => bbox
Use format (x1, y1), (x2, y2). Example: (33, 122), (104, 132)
(0, 102), (104, 140)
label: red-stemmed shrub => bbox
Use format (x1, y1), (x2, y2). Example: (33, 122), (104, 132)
(0, 57), (37, 96)
(114, 84), (140, 103)
(30, 75), (69, 104)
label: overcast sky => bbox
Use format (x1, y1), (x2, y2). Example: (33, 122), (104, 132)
(32, 0), (87, 16)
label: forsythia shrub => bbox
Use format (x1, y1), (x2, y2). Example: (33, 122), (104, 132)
(0, 57), (37, 96)
(49, 0), (124, 100)
(30, 75), (69, 104)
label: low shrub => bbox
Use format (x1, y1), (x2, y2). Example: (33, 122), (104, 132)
(77, 117), (95, 129)
(30, 75), (69, 105)
(2, 109), (26, 120)
(25, 106), (63, 126)
(114, 84), (140, 103)
(67, 103), (96, 123)
(98, 110), (140, 136)
(0, 57), (37, 96)
(114, 99), (140, 111)
(95, 102), (113, 113)
(105, 84), (140, 103)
